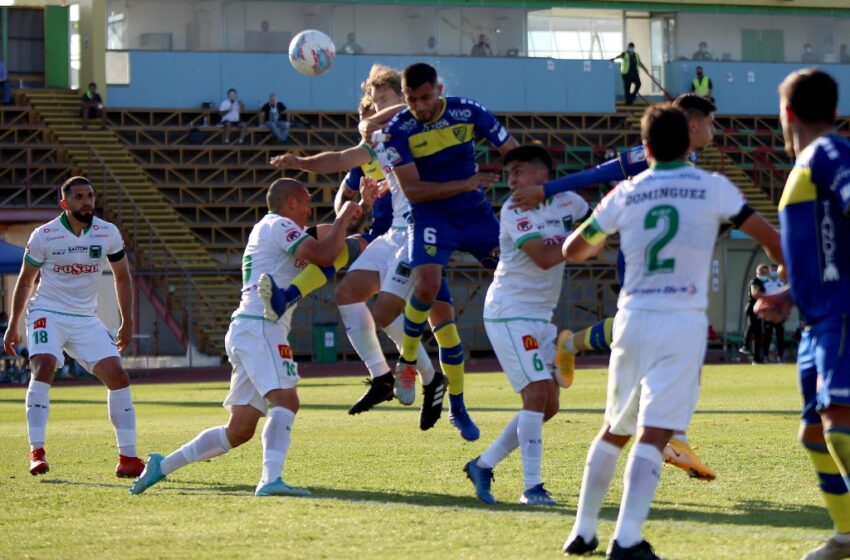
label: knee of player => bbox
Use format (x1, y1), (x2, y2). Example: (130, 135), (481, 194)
(372, 305), (397, 330)
(543, 397), (560, 422)
(521, 381), (551, 413)
(226, 424), (257, 447)
(94, 359), (130, 390)
(798, 423), (825, 447)
(334, 280), (356, 305)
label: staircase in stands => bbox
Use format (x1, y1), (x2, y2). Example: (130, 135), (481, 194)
(23, 90), (236, 356)
(617, 102), (779, 226)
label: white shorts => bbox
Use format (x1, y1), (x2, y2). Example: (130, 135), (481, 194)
(223, 317), (299, 415)
(349, 227), (412, 300)
(606, 308), (707, 436)
(26, 309), (120, 373)
(484, 319), (556, 393)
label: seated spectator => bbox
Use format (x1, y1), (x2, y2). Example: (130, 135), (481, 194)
(692, 41), (712, 61)
(802, 43), (819, 64)
(840, 43), (850, 64)
(340, 32), (364, 55)
(470, 34), (492, 57)
(423, 36), (438, 56)
(219, 88), (248, 144)
(0, 58), (9, 105)
(260, 93), (290, 144)
(80, 82), (106, 130)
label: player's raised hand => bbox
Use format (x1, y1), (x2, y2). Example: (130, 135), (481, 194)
(359, 176), (380, 205)
(3, 325), (19, 356)
(116, 322), (133, 352)
(358, 119), (384, 144)
(510, 183), (546, 210)
(755, 288), (794, 324)
(468, 172), (498, 192)
(269, 153), (300, 168)
(338, 200), (364, 225)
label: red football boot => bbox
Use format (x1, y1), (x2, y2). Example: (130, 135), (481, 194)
(116, 455), (145, 478)
(29, 447), (49, 476)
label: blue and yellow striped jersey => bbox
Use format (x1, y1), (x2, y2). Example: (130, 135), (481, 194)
(779, 134), (850, 324)
(383, 96), (510, 211)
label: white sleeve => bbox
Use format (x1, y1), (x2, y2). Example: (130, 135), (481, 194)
(24, 228), (46, 268)
(591, 184), (623, 235)
(278, 218), (308, 255)
(568, 192), (590, 224)
(218, 100), (230, 112)
(713, 175), (747, 221)
(501, 204), (544, 249)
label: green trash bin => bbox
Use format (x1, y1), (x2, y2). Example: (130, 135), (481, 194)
(312, 322), (337, 363)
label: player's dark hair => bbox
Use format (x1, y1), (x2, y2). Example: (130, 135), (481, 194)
(503, 145), (553, 174)
(779, 69), (837, 126)
(673, 93), (716, 121)
(60, 176), (93, 199)
(641, 103), (690, 162)
(402, 63), (438, 90)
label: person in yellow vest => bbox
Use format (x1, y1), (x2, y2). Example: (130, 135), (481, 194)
(690, 66), (714, 102)
(611, 42), (644, 106)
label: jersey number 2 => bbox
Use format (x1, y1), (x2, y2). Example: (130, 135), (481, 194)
(644, 205), (678, 275)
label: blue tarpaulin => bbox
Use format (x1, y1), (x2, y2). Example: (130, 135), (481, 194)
(0, 239), (25, 274)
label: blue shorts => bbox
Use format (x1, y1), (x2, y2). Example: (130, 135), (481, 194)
(799, 314), (850, 425)
(407, 202), (500, 269)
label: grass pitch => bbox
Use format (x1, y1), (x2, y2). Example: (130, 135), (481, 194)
(0, 364), (831, 559)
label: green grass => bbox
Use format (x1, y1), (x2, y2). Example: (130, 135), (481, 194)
(0, 365), (832, 559)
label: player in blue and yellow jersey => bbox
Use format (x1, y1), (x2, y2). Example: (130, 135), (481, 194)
(756, 69), (850, 560)
(380, 62), (519, 432)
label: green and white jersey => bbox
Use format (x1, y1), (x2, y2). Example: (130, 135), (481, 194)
(586, 162), (746, 312)
(362, 141), (410, 228)
(234, 213), (308, 323)
(484, 192), (588, 321)
(24, 214), (124, 316)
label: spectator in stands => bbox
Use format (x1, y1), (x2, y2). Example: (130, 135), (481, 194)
(0, 58), (9, 105)
(219, 88), (248, 144)
(690, 66), (713, 102)
(260, 93), (290, 144)
(423, 36), (438, 56)
(80, 82), (106, 130)
(258, 20), (274, 52)
(801, 43), (819, 64)
(692, 41), (712, 61)
(763, 263), (787, 362)
(470, 34), (493, 57)
(741, 264), (769, 364)
(340, 32), (364, 55)
(840, 43), (850, 64)
(611, 42), (644, 106)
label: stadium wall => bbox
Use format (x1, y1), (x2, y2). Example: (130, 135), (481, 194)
(106, 52), (615, 113)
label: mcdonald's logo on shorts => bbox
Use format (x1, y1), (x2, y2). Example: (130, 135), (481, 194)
(33, 317), (47, 330)
(278, 344), (293, 360)
(522, 335), (539, 351)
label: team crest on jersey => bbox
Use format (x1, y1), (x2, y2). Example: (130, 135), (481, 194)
(278, 344), (293, 360)
(522, 335), (539, 351)
(89, 245), (102, 259)
(424, 245), (437, 257)
(562, 216), (574, 230)
(33, 318), (47, 330)
(452, 127), (467, 143)
(516, 219), (533, 232)
(285, 229), (301, 243)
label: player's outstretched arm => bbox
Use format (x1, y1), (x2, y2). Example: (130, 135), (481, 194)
(108, 255), (134, 352)
(520, 238), (567, 270)
(393, 163), (496, 203)
(270, 145), (370, 174)
(737, 211), (783, 266)
(293, 201), (363, 267)
(3, 261), (39, 355)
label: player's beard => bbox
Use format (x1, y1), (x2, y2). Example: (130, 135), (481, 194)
(72, 209), (94, 225)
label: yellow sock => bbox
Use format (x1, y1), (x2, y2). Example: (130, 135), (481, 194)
(804, 439), (850, 532)
(434, 321), (464, 395)
(400, 296), (431, 363)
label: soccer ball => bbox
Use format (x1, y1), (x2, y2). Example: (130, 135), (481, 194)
(289, 30), (335, 77)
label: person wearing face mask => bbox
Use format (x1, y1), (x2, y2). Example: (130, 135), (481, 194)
(611, 42), (645, 106)
(742, 264), (769, 364)
(690, 66), (714, 103)
(692, 41), (712, 61)
(802, 43), (819, 64)
(762, 263), (787, 362)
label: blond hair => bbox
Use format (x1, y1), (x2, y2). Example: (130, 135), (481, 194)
(363, 64), (402, 97)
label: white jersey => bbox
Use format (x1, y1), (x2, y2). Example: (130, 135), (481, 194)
(588, 163), (746, 312)
(362, 142), (410, 228)
(233, 213), (309, 324)
(24, 214), (125, 316)
(485, 192), (589, 321)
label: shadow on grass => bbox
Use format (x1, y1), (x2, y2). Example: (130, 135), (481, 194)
(644, 498), (831, 530)
(41, 478), (129, 490)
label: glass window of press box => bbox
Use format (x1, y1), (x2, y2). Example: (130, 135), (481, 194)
(106, 0), (850, 64)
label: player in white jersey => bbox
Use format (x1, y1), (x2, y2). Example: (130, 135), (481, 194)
(463, 145), (588, 506)
(561, 105), (782, 559)
(3, 176), (145, 478)
(130, 179), (362, 496)
(267, 65), (479, 439)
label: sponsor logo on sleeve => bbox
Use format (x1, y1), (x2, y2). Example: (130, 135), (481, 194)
(33, 317), (47, 330)
(285, 229), (302, 243)
(516, 219), (533, 232)
(522, 335), (539, 351)
(278, 344), (293, 360)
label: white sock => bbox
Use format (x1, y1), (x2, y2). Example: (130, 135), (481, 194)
(672, 432), (688, 444)
(339, 303), (389, 378)
(478, 413), (520, 469)
(26, 379), (50, 449)
(613, 443), (664, 548)
(107, 387), (137, 457)
(383, 314), (435, 384)
(570, 438), (623, 542)
(260, 407), (295, 484)
(160, 425), (232, 475)
(518, 410), (545, 490)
